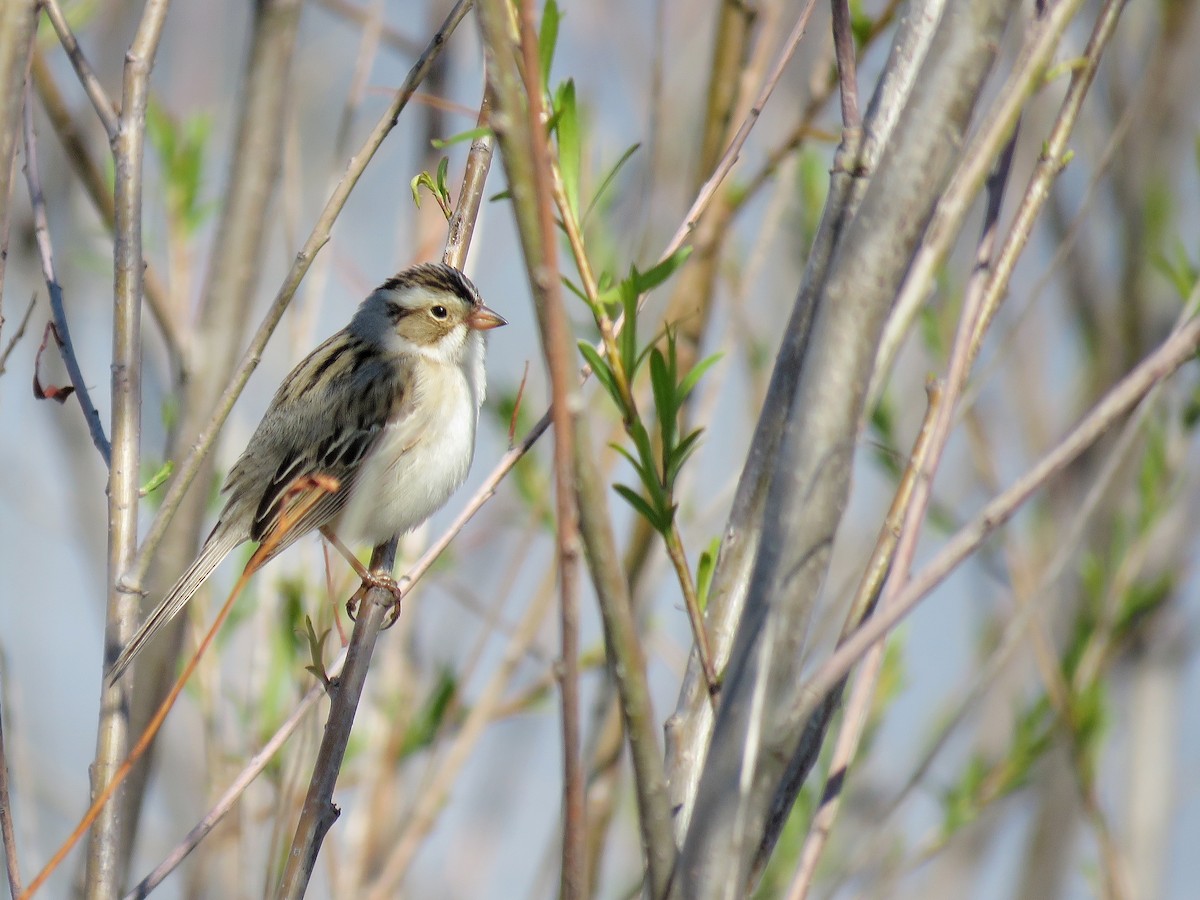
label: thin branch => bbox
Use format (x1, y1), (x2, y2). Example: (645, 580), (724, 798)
(275, 63), (492, 899)
(124, 662), (336, 898)
(0, 0), (38, 306)
(784, 117), (1019, 899)
(870, 0), (1091, 406)
(39, 0), (119, 140)
(20, 480), (333, 900)
(476, 0), (585, 891)
(795, 313), (1200, 734)
(315, 0), (423, 55)
(86, 1), (171, 895)
(21, 77), (111, 464)
(830, 0), (861, 129)
(574, 417), (676, 898)
(0, 293), (36, 376)
(675, 2), (1019, 894)
(29, 50), (184, 365)
(0, 666), (22, 900)
(121, 0), (474, 594)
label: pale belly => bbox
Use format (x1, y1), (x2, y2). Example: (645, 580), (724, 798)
(336, 371), (478, 544)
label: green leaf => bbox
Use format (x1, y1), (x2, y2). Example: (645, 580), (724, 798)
(300, 616), (332, 687)
(430, 125), (492, 149)
(139, 459), (174, 496)
(631, 246), (693, 294)
(677, 352), (722, 403)
(695, 537), (720, 611)
(562, 275), (589, 304)
(619, 281), (639, 380)
(614, 483), (667, 532)
(578, 342), (620, 405)
(583, 142), (640, 226)
(399, 668), (460, 758)
(649, 347), (676, 450)
(610, 441), (660, 505)
(667, 428), (704, 485)
(538, 0), (561, 92)
(554, 79), (581, 220)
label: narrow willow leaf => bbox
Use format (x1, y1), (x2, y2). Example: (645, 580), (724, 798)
(583, 142), (640, 226)
(430, 125), (492, 149)
(632, 245), (693, 293)
(649, 348), (676, 450)
(677, 351), (723, 402)
(614, 484), (668, 533)
(667, 428), (704, 485)
(555, 79), (581, 220)
(578, 342), (620, 405)
(538, 0), (561, 93)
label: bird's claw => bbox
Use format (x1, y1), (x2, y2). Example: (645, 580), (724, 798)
(346, 572), (410, 628)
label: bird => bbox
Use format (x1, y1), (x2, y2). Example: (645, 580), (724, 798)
(108, 262), (506, 683)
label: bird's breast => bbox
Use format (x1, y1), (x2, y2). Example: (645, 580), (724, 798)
(339, 360), (480, 545)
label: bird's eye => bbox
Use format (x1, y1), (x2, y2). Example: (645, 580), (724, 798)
(431, 305), (448, 320)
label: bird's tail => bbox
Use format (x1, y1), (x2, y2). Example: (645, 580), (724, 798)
(107, 523), (245, 684)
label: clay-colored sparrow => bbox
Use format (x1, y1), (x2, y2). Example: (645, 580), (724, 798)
(109, 263), (505, 682)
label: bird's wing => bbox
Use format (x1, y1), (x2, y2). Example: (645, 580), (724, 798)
(243, 346), (413, 564)
(108, 341), (411, 684)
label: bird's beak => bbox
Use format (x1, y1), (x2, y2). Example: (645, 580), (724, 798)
(468, 304), (507, 331)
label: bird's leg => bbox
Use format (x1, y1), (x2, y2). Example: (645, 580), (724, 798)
(320, 528), (408, 626)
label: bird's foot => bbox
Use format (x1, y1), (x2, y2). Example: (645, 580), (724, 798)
(346, 572), (410, 628)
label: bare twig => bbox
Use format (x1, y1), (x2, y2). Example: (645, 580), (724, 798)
(125, 662), (337, 898)
(85, 2), (171, 895)
(29, 50), (184, 364)
(20, 480), (334, 900)
(0, 293), (36, 376)
(0, 666), (22, 900)
(275, 50), (492, 898)
(315, 0), (423, 55)
(870, 0), (1091, 406)
(0, 0), (38, 304)
(38, 0), (119, 139)
(830, 0), (861, 129)
(794, 314), (1200, 734)
(574, 416), (676, 897)
(21, 77), (111, 464)
(784, 114), (1019, 899)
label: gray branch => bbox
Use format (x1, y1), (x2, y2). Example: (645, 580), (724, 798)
(672, 1), (1019, 895)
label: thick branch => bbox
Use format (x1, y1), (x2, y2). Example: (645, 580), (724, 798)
(674, 1), (1018, 894)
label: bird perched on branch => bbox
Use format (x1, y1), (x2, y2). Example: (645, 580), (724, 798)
(108, 263), (506, 682)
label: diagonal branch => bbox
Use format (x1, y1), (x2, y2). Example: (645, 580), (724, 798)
(21, 76), (111, 463)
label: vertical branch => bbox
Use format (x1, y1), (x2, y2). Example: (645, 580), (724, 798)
(476, 0), (584, 893)
(0, 0), (38, 301)
(573, 417), (676, 897)
(0, 668), (21, 899)
(830, 0), (861, 129)
(674, 2), (1018, 895)
(86, 3), (171, 898)
(121, 0), (303, 850)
